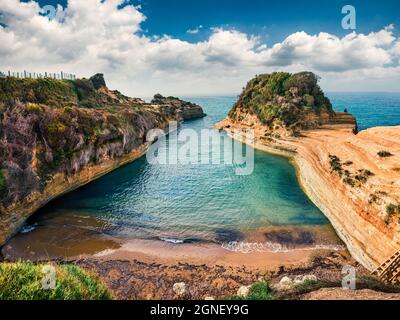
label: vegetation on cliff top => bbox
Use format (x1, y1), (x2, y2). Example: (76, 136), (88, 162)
(0, 73), (138, 109)
(0, 261), (111, 300)
(0, 77), (77, 107)
(229, 71), (334, 130)
(329, 154), (375, 188)
(386, 204), (400, 224)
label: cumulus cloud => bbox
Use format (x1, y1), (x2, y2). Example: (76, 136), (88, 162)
(187, 25), (203, 34)
(0, 0), (399, 96)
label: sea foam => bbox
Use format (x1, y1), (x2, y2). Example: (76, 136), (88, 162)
(221, 241), (345, 254)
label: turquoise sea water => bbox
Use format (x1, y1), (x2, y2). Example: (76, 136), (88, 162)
(328, 92), (400, 130)
(16, 93), (400, 248)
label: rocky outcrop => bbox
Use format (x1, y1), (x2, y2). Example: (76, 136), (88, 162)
(217, 72), (400, 270)
(0, 75), (205, 246)
(227, 72), (338, 137)
(152, 94), (206, 120)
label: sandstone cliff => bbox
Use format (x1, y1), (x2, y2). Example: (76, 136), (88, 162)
(0, 74), (205, 245)
(217, 72), (400, 270)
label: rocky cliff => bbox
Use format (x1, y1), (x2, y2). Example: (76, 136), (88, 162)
(226, 71), (357, 136)
(217, 72), (400, 270)
(0, 74), (205, 245)
(152, 94), (206, 120)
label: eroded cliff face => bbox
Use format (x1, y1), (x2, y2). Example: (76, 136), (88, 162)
(151, 94), (206, 120)
(217, 72), (400, 270)
(0, 74), (205, 245)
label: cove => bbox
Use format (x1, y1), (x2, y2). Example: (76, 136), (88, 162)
(3, 97), (341, 259)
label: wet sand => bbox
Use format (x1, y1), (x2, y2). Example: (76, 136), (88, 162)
(92, 239), (315, 270)
(2, 208), (344, 271)
(3, 230), (344, 269)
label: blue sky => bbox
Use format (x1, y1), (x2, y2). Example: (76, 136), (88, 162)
(2, 0), (400, 96)
(30, 0), (400, 42)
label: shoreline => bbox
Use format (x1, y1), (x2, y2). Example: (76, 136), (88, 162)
(218, 121), (400, 271)
(3, 235), (358, 300)
(3, 218), (345, 265)
(90, 239), (317, 271)
(0, 142), (152, 246)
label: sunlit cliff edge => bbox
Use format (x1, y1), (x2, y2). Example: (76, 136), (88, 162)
(216, 72), (400, 270)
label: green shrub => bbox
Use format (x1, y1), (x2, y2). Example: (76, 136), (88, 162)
(63, 106), (74, 114)
(293, 279), (323, 294)
(0, 261), (111, 300)
(26, 103), (43, 113)
(355, 169), (375, 184)
(46, 121), (67, 134)
(385, 204), (400, 224)
(378, 151), (393, 158)
(0, 77), (77, 106)
(229, 281), (275, 301)
(343, 177), (356, 187)
(329, 155), (343, 176)
(266, 72), (291, 97)
(247, 281), (275, 300)
(0, 77), (109, 109)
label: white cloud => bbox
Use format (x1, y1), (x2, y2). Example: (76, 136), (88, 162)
(187, 25), (203, 34)
(0, 0), (399, 96)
